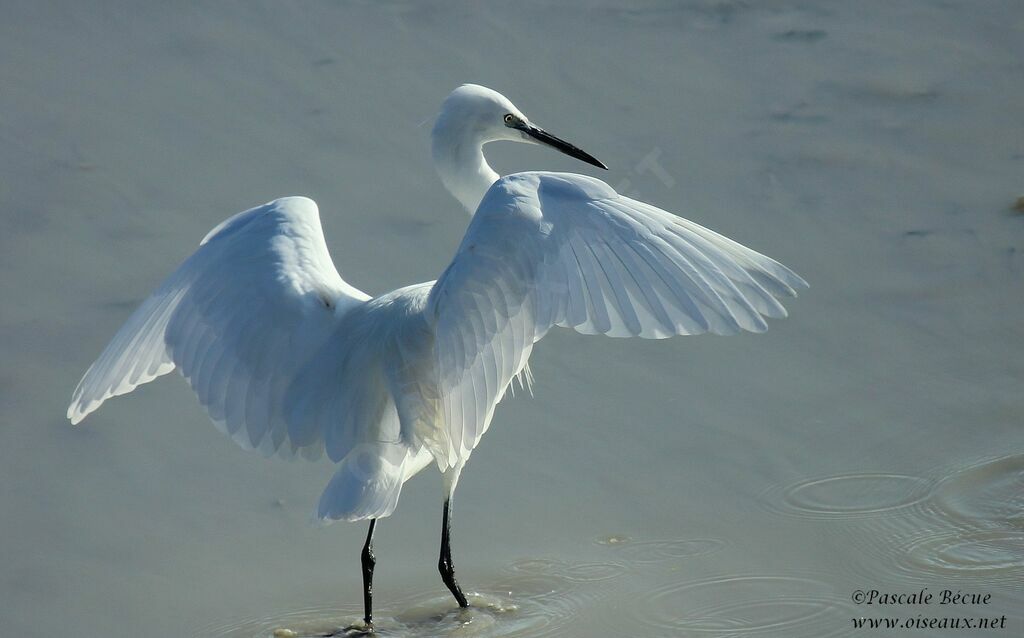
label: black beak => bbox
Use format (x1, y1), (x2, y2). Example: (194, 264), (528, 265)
(519, 124), (608, 170)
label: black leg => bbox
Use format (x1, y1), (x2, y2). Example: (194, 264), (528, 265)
(438, 499), (469, 608)
(361, 519), (377, 628)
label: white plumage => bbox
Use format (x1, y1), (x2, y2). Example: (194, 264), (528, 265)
(428, 171), (805, 470)
(67, 84), (805, 619)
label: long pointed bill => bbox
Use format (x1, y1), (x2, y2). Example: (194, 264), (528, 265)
(521, 124), (608, 170)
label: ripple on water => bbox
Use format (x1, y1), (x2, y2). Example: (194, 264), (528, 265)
(931, 455), (1024, 528)
(860, 456), (1024, 585)
(595, 537), (727, 563)
(903, 530), (1024, 577)
(201, 593), (561, 638)
(764, 472), (933, 520)
(848, 525), (1024, 588)
(504, 557), (627, 583)
(609, 574), (854, 637)
(197, 604), (362, 638)
(201, 556), (624, 638)
(839, 456), (1024, 587)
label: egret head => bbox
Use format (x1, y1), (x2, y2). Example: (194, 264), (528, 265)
(433, 84), (608, 169)
(432, 84), (607, 213)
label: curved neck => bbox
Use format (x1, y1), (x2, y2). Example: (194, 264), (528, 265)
(431, 125), (500, 215)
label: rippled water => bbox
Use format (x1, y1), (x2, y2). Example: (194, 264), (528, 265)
(596, 537), (727, 564)
(837, 456), (1024, 586)
(605, 574), (857, 637)
(761, 472), (935, 520)
(195, 534), (738, 638)
(933, 456), (1024, 528)
(760, 454), (1024, 630)
(200, 554), (629, 638)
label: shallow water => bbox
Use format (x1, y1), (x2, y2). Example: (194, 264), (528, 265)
(200, 548), (853, 638)
(196, 455), (1024, 638)
(2, 1), (1023, 637)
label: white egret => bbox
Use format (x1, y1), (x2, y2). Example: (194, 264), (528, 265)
(67, 84), (807, 628)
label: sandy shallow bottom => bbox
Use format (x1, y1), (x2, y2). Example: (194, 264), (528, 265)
(2, 1), (1022, 637)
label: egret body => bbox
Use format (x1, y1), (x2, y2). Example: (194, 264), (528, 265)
(68, 84), (807, 628)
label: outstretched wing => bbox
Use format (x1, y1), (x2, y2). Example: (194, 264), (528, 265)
(425, 172), (807, 467)
(67, 197), (372, 460)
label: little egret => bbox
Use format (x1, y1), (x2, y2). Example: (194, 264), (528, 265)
(68, 84), (807, 628)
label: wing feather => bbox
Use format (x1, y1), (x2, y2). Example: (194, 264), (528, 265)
(426, 172), (807, 468)
(67, 197), (373, 461)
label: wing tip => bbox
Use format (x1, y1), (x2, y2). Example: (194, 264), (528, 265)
(778, 266), (810, 294)
(67, 398), (96, 425)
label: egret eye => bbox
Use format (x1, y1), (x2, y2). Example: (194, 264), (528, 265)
(503, 113), (516, 126)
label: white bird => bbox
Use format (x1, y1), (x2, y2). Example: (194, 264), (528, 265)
(68, 84), (807, 628)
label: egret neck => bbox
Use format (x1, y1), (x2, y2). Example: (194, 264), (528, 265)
(431, 112), (500, 215)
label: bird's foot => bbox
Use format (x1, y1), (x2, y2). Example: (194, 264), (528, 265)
(326, 621), (373, 637)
